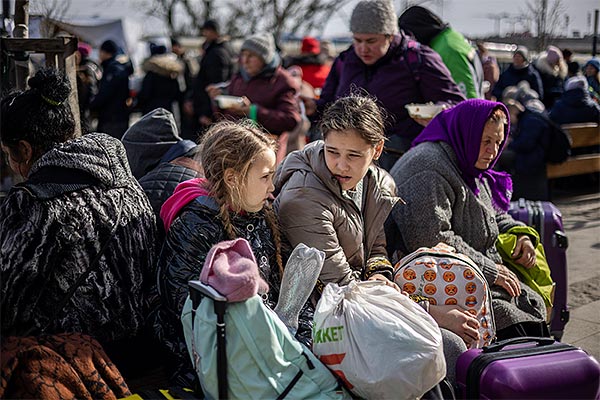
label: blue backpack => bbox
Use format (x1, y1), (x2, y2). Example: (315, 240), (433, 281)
(181, 281), (348, 400)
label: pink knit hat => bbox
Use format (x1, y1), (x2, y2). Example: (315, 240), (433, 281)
(200, 238), (269, 302)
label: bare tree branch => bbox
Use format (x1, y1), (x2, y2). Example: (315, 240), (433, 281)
(30, 0), (72, 37)
(525, 0), (566, 50)
(139, 0), (345, 40)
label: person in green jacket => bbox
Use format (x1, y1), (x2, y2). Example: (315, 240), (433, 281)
(399, 5), (484, 99)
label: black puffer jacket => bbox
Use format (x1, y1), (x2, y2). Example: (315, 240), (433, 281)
(137, 54), (184, 115)
(90, 56), (132, 129)
(0, 133), (156, 344)
(140, 163), (198, 219)
(193, 39), (236, 120)
(139, 162), (198, 244)
(150, 194), (281, 385)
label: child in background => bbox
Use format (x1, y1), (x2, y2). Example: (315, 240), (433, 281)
(150, 120), (286, 387)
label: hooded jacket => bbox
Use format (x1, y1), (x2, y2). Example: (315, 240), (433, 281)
(150, 178), (281, 384)
(274, 141), (399, 289)
(137, 53), (184, 115)
(549, 87), (600, 125)
(317, 33), (465, 146)
(0, 133), (156, 343)
(123, 108), (199, 246)
(398, 6), (483, 99)
(285, 53), (331, 89)
(122, 108), (185, 179)
(398, 5), (447, 45)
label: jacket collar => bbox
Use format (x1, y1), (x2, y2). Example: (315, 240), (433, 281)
(275, 140), (399, 213)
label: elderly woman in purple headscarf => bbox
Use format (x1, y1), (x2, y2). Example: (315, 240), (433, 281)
(387, 99), (547, 346)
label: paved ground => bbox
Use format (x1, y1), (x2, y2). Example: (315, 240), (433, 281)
(552, 179), (600, 361)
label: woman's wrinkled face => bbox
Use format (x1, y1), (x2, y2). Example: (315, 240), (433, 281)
(324, 129), (383, 191)
(240, 50), (266, 77)
(475, 120), (505, 170)
(352, 33), (392, 65)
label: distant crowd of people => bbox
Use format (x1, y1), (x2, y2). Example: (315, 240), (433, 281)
(1, 0), (599, 397)
(69, 3), (599, 196)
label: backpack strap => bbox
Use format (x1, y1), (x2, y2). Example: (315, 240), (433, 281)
(214, 300), (228, 400)
(275, 351), (315, 400)
(403, 39), (422, 82)
(189, 281), (229, 399)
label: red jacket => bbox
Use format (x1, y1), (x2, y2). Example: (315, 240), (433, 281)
(300, 63), (331, 89)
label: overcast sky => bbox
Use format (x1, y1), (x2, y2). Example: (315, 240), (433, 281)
(326, 0), (599, 38)
(57, 0), (600, 39)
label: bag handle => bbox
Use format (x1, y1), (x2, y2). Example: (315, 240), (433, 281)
(188, 280), (228, 400)
(483, 336), (555, 353)
(24, 191), (124, 336)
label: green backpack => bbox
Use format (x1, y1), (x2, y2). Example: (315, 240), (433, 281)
(181, 281), (348, 400)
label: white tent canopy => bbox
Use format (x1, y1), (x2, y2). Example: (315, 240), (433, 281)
(29, 15), (150, 68)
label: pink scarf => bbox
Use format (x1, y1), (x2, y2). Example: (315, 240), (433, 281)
(160, 178), (210, 231)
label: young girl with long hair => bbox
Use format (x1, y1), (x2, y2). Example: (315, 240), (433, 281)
(151, 120), (284, 386)
(274, 94), (401, 298)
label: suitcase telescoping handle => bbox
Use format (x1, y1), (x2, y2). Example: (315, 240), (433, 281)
(189, 280), (228, 303)
(467, 336), (572, 399)
(189, 280), (229, 400)
(483, 336), (555, 353)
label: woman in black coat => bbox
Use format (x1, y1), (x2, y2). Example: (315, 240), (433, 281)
(0, 68), (156, 371)
(137, 44), (184, 115)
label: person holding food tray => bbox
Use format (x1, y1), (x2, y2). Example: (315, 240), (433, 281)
(303, 0), (465, 171)
(206, 32), (301, 137)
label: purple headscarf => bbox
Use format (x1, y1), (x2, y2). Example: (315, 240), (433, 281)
(412, 99), (512, 212)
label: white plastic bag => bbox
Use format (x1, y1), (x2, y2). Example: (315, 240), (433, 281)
(312, 281), (446, 400)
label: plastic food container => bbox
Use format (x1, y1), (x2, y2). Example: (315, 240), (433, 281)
(405, 103), (444, 119)
(215, 95), (245, 109)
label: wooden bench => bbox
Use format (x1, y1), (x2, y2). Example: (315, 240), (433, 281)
(546, 123), (600, 179)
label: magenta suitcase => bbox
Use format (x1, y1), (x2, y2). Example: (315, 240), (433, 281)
(456, 337), (600, 399)
(508, 199), (569, 339)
